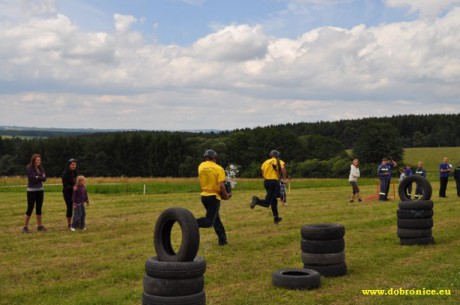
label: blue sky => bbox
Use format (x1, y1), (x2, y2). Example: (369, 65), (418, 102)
(1, 0), (460, 130)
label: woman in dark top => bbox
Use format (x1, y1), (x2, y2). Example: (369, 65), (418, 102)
(62, 159), (78, 229)
(23, 154), (47, 233)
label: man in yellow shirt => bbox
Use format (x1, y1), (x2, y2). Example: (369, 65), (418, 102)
(197, 149), (231, 245)
(250, 150), (286, 224)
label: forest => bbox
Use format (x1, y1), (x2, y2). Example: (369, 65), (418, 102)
(0, 114), (459, 178)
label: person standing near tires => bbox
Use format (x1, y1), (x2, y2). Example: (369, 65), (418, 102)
(197, 149), (230, 246)
(439, 157), (452, 198)
(62, 159), (78, 230)
(454, 162), (460, 197)
(414, 161), (427, 199)
(250, 150), (286, 224)
(378, 158), (390, 201)
(385, 157), (397, 200)
(23, 154), (47, 233)
(348, 158), (362, 203)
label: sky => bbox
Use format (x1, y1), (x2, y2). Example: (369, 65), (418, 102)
(1, 0), (459, 131)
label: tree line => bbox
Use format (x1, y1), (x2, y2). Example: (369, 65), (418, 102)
(0, 114), (458, 178)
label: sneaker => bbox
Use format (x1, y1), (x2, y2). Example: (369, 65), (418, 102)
(70, 227), (76, 232)
(358, 198), (363, 202)
(283, 202), (288, 207)
(83, 227), (87, 231)
(218, 240), (228, 246)
(37, 225), (47, 232)
(274, 217), (283, 224)
(22, 227), (29, 233)
(349, 200), (354, 203)
(250, 196), (258, 209)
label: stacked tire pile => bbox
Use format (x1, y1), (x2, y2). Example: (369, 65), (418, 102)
(396, 175), (434, 246)
(300, 224), (347, 277)
(397, 175), (435, 246)
(143, 207), (206, 305)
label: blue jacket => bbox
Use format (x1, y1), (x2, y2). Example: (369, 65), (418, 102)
(440, 163), (451, 178)
(415, 168), (426, 177)
(378, 164), (390, 181)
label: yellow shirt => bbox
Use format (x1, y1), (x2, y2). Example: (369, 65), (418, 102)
(261, 157), (285, 180)
(198, 161), (225, 200)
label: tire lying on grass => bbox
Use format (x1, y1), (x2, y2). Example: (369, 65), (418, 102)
(400, 236), (435, 246)
(397, 228), (432, 238)
(143, 274), (204, 297)
(154, 207), (200, 262)
(303, 263), (348, 277)
(398, 175), (432, 201)
(301, 251), (345, 266)
(142, 291), (205, 305)
(145, 256), (206, 279)
(397, 209), (433, 219)
(300, 223), (345, 240)
(301, 239), (345, 254)
(272, 268), (321, 290)
(398, 200), (434, 210)
(397, 218), (433, 229)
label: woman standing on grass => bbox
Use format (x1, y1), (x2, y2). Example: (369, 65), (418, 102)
(348, 158), (362, 203)
(23, 154), (47, 233)
(62, 159), (78, 229)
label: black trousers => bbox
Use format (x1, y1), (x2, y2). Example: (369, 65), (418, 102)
(456, 179), (460, 197)
(197, 196), (227, 243)
(63, 191), (73, 218)
(439, 177), (449, 197)
(26, 191), (44, 216)
(379, 179), (388, 200)
(256, 179), (279, 218)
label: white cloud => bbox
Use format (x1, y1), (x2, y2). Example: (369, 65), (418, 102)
(1, 3), (460, 129)
(385, 0), (460, 17)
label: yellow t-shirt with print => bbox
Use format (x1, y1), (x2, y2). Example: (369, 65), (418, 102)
(199, 161), (225, 200)
(261, 157), (285, 180)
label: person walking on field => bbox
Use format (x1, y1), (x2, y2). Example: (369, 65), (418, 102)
(250, 150), (286, 224)
(348, 158), (362, 203)
(453, 162), (460, 197)
(414, 161), (427, 199)
(23, 154), (47, 233)
(71, 176), (90, 231)
(62, 159), (78, 230)
(196, 149), (230, 246)
(439, 157), (452, 198)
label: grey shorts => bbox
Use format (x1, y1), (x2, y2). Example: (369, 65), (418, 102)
(349, 181), (360, 194)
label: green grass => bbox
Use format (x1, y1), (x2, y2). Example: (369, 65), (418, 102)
(0, 178), (459, 305)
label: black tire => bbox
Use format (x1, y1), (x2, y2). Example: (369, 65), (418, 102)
(398, 200), (434, 210)
(142, 291), (205, 305)
(303, 263), (347, 277)
(301, 251), (345, 266)
(143, 274), (204, 297)
(145, 256), (206, 279)
(300, 223), (345, 240)
(301, 239), (345, 254)
(397, 218), (433, 229)
(399, 175), (432, 201)
(272, 268), (321, 290)
(154, 207), (200, 262)
(397, 228), (432, 238)
(397, 209), (433, 219)
(400, 236), (435, 246)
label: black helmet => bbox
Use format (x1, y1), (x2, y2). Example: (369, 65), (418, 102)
(204, 149), (217, 159)
(269, 150), (280, 157)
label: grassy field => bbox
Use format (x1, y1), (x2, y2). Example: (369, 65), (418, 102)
(0, 177), (459, 305)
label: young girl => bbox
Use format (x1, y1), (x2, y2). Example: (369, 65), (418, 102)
(348, 159), (362, 203)
(23, 154), (47, 233)
(71, 176), (90, 231)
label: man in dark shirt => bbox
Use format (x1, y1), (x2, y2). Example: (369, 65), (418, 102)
(439, 157), (452, 198)
(454, 162), (460, 197)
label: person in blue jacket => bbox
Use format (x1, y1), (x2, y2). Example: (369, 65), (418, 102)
(378, 158), (391, 201)
(414, 161), (427, 199)
(439, 157), (452, 198)
(403, 163), (414, 197)
(454, 162), (460, 197)
(384, 157), (397, 200)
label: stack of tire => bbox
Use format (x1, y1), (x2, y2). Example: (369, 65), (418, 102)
(300, 224), (347, 277)
(397, 175), (435, 246)
(143, 207), (206, 305)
